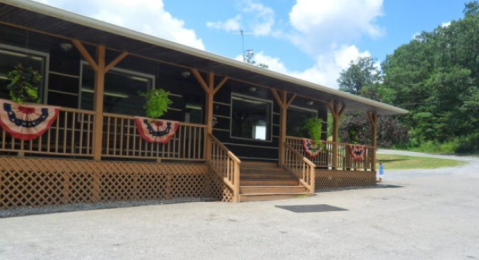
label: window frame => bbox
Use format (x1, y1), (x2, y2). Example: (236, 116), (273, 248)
(0, 43), (50, 104)
(78, 60), (156, 112)
(229, 93), (273, 142)
(286, 105), (318, 138)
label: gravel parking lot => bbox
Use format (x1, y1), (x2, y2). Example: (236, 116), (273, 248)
(1, 151), (478, 260)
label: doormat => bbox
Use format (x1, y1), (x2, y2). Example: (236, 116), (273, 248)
(275, 204), (348, 213)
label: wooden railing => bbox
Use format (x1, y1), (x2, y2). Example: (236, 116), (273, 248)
(337, 143), (375, 171)
(285, 136), (332, 168)
(285, 136), (375, 171)
(102, 112), (207, 161)
(208, 134), (241, 202)
(283, 143), (315, 193)
(0, 107), (95, 157)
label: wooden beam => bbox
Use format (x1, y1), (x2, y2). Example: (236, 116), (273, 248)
(92, 45), (106, 161)
(191, 69), (210, 94)
(271, 89), (285, 109)
(213, 77), (228, 95)
(72, 39), (99, 72)
(338, 103), (346, 117)
(208, 73), (214, 92)
(105, 52), (128, 73)
(286, 93), (297, 107)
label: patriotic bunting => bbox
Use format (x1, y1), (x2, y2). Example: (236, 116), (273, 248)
(349, 144), (365, 161)
(302, 138), (322, 158)
(0, 99), (60, 141)
(134, 117), (179, 143)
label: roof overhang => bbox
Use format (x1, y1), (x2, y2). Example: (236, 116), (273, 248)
(0, 0), (407, 115)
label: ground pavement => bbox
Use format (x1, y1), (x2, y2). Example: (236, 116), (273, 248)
(0, 151), (478, 260)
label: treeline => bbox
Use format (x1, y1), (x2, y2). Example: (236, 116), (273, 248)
(337, 1), (479, 153)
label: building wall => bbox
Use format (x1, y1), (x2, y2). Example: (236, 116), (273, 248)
(0, 23), (328, 162)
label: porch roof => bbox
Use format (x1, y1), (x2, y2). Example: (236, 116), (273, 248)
(0, 0), (407, 116)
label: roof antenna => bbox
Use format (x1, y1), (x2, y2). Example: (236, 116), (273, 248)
(234, 29), (253, 62)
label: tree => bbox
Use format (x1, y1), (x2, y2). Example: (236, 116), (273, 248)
(380, 1), (479, 152)
(338, 57), (380, 95)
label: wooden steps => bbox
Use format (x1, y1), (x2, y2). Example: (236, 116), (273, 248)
(239, 161), (311, 202)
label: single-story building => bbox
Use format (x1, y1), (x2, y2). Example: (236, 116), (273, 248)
(0, 0), (407, 208)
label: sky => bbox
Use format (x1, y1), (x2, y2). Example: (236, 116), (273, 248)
(35, 0), (470, 89)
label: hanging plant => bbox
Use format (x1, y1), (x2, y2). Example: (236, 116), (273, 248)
(348, 126), (359, 144)
(138, 88), (172, 118)
(6, 63), (42, 104)
(302, 117), (325, 150)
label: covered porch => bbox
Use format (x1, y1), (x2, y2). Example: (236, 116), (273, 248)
(0, 0), (406, 209)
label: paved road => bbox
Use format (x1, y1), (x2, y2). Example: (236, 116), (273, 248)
(1, 151), (478, 260)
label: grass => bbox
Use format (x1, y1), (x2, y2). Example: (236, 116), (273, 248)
(376, 154), (466, 170)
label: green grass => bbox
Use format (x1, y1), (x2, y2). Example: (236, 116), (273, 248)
(376, 154), (466, 170)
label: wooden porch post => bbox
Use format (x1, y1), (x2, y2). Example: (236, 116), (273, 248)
(367, 111), (378, 171)
(71, 40), (128, 161)
(327, 101), (346, 170)
(190, 69), (228, 160)
(271, 89), (296, 166)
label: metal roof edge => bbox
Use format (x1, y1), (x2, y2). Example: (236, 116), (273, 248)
(2, 0), (408, 115)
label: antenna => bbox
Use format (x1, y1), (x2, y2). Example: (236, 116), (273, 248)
(233, 29), (252, 62)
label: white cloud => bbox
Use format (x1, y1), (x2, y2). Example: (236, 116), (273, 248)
(34, 0), (205, 50)
(412, 32), (421, 40)
(206, 0), (277, 37)
(206, 15), (241, 32)
(237, 45), (370, 89)
(289, 0), (384, 55)
(441, 21), (451, 28)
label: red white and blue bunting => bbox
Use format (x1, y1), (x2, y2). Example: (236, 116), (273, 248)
(349, 144), (365, 161)
(302, 138), (322, 158)
(0, 99), (60, 141)
(134, 117), (179, 144)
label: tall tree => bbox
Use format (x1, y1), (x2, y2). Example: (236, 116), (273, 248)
(338, 57), (380, 95)
(382, 1), (479, 149)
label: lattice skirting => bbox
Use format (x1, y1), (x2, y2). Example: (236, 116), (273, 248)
(0, 157), (232, 210)
(315, 170), (376, 190)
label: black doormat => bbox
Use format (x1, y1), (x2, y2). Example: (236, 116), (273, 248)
(275, 204), (348, 213)
(377, 184), (403, 188)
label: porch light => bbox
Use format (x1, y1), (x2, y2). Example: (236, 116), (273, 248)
(248, 86), (257, 92)
(181, 71), (191, 78)
(306, 101), (314, 106)
(60, 42), (72, 52)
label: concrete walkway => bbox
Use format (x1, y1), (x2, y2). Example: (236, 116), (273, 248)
(1, 151), (478, 260)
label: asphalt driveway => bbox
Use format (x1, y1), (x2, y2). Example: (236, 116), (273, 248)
(1, 151), (478, 260)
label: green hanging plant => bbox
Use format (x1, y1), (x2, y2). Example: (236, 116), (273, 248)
(348, 126), (359, 144)
(302, 117), (325, 149)
(138, 88), (173, 118)
(6, 63), (42, 104)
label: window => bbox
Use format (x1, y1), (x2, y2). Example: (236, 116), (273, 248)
(0, 44), (48, 102)
(184, 95), (204, 124)
(231, 94), (272, 141)
(79, 61), (154, 116)
(286, 106), (318, 137)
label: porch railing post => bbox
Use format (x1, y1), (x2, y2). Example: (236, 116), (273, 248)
(327, 101), (345, 170)
(367, 111), (378, 172)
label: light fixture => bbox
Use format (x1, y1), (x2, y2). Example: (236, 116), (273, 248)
(60, 43), (73, 52)
(306, 100), (314, 106)
(181, 71), (191, 78)
(248, 86), (257, 92)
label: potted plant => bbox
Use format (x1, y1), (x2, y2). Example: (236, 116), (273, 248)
(6, 63), (41, 104)
(302, 117), (325, 150)
(138, 88), (172, 119)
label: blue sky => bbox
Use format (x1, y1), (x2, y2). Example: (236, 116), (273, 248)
(37, 0), (470, 88)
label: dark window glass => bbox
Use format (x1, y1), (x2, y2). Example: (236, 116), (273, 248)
(286, 107), (317, 137)
(184, 95), (204, 124)
(231, 95), (271, 141)
(80, 63), (153, 116)
(0, 47), (46, 101)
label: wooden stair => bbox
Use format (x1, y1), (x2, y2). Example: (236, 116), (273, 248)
(239, 161), (311, 202)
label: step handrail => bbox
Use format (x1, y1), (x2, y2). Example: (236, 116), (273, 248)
(283, 143), (316, 194)
(208, 134), (241, 202)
